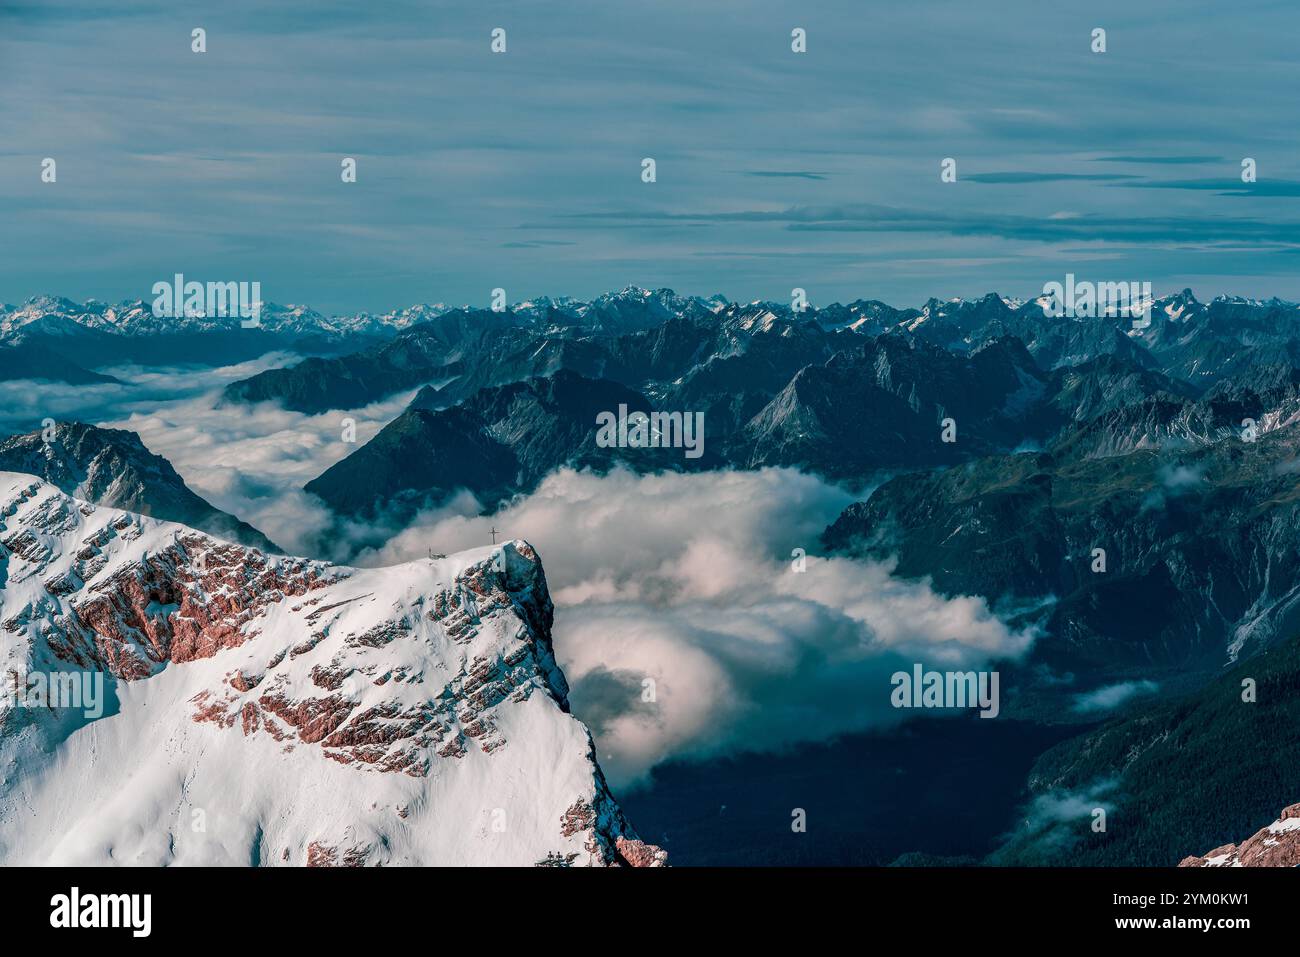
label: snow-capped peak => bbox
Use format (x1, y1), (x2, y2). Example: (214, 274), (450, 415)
(0, 473), (663, 867)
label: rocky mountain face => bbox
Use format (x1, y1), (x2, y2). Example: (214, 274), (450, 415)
(729, 335), (1044, 475)
(823, 420), (1300, 682)
(1037, 354), (1198, 426)
(0, 473), (663, 866)
(0, 422), (276, 552)
(0, 339), (122, 386)
(302, 326), (1049, 520)
(0, 296), (436, 375)
(1180, 804), (1300, 867)
(304, 370), (703, 525)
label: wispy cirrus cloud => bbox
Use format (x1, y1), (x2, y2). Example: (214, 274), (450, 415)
(744, 170), (828, 180)
(966, 172), (1139, 184)
(1090, 155), (1222, 165)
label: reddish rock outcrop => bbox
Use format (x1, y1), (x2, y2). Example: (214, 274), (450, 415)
(1180, 803), (1300, 867)
(306, 841), (371, 867)
(71, 538), (329, 678)
(615, 836), (669, 868)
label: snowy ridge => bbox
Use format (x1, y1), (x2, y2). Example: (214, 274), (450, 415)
(1180, 802), (1300, 867)
(0, 287), (714, 342)
(0, 296), (437, 340)
(0, 473), (663, 866)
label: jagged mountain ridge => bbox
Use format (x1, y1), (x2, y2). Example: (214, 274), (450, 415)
(303, 318), (1300, 530)
(220, 293), (738, 415)
(0, 422), (277, 552)
(1181, 804), (1300, 867)
(822, 415), (1300, 686)
(13, 285), (1300, 399)
(0, 295), (432, 341)
(219, 287), (1300, 520)
(0, 288), (726, 384)
(0, 473), (664, 866)
(303, 369), (711, 524)
(210, 285), (1300, 414)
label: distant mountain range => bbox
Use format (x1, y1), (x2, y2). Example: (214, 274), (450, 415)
(210, 286), (1300, 413)
(0, 296), (449, 375)
(8, 286), (1298, 388)
(0, 288), (719, 381)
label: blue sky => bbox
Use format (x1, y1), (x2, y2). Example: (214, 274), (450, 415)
(3, 0), (1299, 313)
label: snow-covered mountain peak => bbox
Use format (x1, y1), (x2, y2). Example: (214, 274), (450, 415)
(0, 474), (662, 866)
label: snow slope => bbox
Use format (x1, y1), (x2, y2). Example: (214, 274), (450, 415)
(1179, 803), (1300, 867)
(0, 472), (663, 866)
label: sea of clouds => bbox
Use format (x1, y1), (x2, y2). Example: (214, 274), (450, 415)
(4, 367), (1037, 789)
(360, 466), (1037, 787)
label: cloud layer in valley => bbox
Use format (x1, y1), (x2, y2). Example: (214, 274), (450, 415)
(0, 355), (414, 557)
(103, 388), (416, 557)
(359, 466), (1037, 787)
(0, 354), (296, 435)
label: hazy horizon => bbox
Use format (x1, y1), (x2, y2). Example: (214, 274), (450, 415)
(4, 0), (1299, 313)
(4, 280), (1296, 319)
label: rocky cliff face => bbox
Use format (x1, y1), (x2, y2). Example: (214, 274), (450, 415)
(1180, 804), (1300, 867)
(0, 422), (277, 552)
(823, 419), (1300, 680)
(0, 472), (663, 866)
(305, 370), (667, 522)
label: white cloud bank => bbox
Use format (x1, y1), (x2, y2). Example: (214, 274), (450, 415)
(358, 466), (1037, 788)
(1072, 680), (1159, 714)
(97, 369), (415, 556)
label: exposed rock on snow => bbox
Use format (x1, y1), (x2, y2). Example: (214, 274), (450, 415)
(1179, 803), (1300, 867)
(0, 422), (277, 552)
(0, 472), (663, 866)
